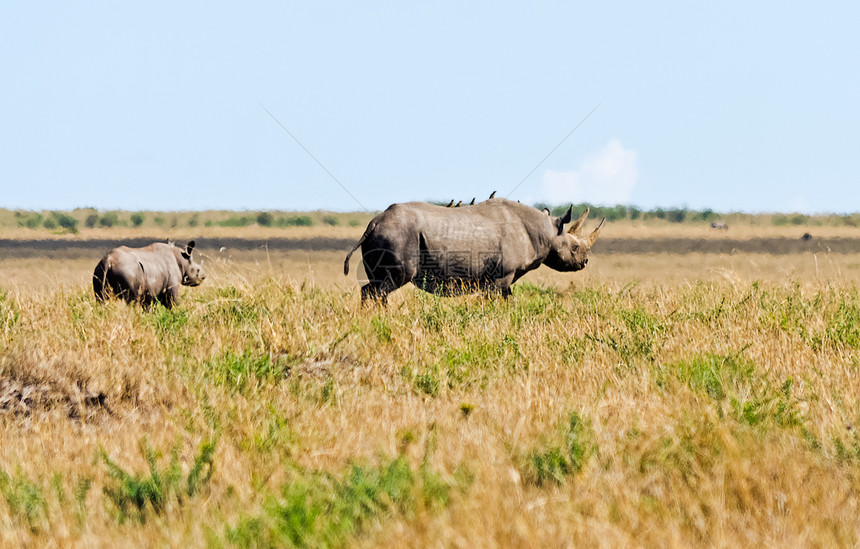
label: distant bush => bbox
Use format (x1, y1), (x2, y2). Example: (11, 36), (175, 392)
(322, 215), (339, 226)
(19, 213), (43, 229)
(278, 215), (313, 227)
(52, 212), (78, 233)
(666, 208), (687, 223)
(42, 217), (57, 230)
(85, 214), (99, 228)
(153, 216), (166, 226)
(130, 213), (145, 227)
(690, 208), (718, 223)
(773, 214), (809, 227)
(217, 216), (254, 228)
(99, 213), (119, 228)
(188, 214), (199, 227)
(349, 219), (363, 227)
(256, 212), (273, 227)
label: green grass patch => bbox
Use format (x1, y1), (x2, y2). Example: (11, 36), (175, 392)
(522, 412), (596, 486)
(589, 305), (666, 367)
(203, 350), (293, 393)
(0, 468), (48, 532)
(101, 438), (216, 524)
(655, 352), (755, 401)
(225, 455), (459, 548)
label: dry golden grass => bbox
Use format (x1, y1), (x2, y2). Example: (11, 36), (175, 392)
(1, 225), (860, 547)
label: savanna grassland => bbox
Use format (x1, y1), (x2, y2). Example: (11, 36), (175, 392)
(1, 210), (860, 547)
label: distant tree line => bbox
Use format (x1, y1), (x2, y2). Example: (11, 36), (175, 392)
(6, 205), (858, 233)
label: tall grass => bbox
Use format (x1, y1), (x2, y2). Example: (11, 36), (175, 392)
(1, 274), (860, 546)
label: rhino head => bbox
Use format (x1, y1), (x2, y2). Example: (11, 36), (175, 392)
(542, 207), (605, 272)
(179, 241), (206, 286)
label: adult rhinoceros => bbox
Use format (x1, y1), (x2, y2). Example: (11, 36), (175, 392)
(93, 241), (206, 308)
(344, 198), (604, 303)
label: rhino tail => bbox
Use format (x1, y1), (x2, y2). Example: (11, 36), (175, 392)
(344, 221), (376, 276)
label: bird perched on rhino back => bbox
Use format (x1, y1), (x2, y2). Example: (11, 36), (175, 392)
(93, 241), (206, 308)
(344, 198), (604, 304)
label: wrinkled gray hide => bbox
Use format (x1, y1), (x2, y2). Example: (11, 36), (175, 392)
(93, 241), (206, 308)
(344, 198), (603, 303)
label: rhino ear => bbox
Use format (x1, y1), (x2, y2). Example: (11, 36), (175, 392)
(542, 207), (551, 216)
(555, 206), (573, 235)
(186, 241), (196, 255)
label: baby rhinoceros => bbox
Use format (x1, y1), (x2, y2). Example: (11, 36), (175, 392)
(93, 241), (206, 308)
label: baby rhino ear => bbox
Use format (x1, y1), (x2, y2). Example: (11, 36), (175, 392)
(186, 241), (196, 255)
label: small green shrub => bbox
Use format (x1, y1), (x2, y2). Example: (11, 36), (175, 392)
(204, 350), (292, 392)
(226, 455), (456, 548)
(655, 353), (755, 401)
(820, 297), (860, 349)
(130, 212), (145, 227)
(101, 439), (216, 524)
(415, 367), (440, 397)
(524, 412), (596, 486)
(0, 468), (48, 532)
(523, 412), (597, 486)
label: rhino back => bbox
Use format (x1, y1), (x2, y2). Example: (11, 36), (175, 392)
(367, 200), (552, 277)
(114, 244), (181, 294)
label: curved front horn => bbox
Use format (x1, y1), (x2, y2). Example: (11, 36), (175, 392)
(567, 208), (590, 235)
(587, 218), (606, 248)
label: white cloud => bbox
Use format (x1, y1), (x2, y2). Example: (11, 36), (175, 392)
(538, 139), (638, 205)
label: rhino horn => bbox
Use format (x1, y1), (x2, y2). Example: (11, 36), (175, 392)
(567, 208), (590, 235)
(587, 218), (605, 248)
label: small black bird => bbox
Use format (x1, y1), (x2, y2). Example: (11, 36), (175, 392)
(469, 197), (475, 205)
(446, 200), (454, 207)
(489, 190), (496, 199)
(455, 200), (462, 207)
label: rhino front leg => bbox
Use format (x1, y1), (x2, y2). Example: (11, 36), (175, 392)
(483, 273), (515, 299)
(157, 286), (179, 309)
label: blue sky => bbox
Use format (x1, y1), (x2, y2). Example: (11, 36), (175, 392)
(2, 3), (858, 213)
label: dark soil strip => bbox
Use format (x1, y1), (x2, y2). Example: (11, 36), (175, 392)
(0, 236), (858, 259)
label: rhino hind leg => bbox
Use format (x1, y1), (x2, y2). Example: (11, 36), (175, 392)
(360, 282), (393, 305)
(359, 247), (409, 305)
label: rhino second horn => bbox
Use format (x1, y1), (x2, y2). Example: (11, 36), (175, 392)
(587, 218), (606, 248)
